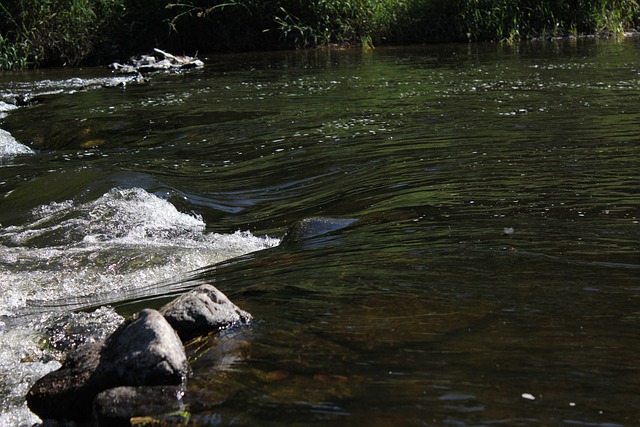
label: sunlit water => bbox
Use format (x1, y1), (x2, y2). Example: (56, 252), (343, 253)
(1, 40), (639, 426)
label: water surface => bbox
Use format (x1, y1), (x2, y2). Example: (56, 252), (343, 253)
(1, 40), (639, 426)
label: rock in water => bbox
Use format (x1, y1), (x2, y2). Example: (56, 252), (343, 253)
(26, 341), (103, 421)
(93, 385), (186, 427)
(26, 309), (188, 421)
(161, 284), (252, 341)
(100, 309), (188, 386)
(281, 217), (357, 245)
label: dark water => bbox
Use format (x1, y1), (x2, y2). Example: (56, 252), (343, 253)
(1, 39), (639, 425)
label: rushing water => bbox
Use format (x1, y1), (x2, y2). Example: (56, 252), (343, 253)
(1, 39), (639, 426)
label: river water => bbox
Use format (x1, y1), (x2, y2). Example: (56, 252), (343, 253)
(1, 39), (639, 426)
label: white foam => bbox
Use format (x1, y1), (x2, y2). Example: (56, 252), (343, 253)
(0, 101), (18, 118)
(2, 75), (141, 103)
(0, 326), (61, 426)
(0, 187), (279, 424)
(0, 187), (279, 315)
(0, 129), (33, 158)
(0, 307), (124, 426)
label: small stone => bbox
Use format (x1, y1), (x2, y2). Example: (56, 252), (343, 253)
(161, 284), (252, 341)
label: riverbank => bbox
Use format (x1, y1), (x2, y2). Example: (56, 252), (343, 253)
(1, 0), (639, 70)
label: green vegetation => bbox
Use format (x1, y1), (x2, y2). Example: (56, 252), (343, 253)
(455, 0), (640, 42)
(0, 0), (124, 69)
(1, 0), (639, 70)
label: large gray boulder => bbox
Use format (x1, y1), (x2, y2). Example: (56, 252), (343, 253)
(26, 309), (188, 421)
(161, 284), (252, 341)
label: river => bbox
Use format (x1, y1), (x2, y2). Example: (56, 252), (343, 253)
(1, 39), (639, 426)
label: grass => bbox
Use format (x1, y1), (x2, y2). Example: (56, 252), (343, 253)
(0, 0), (125, 69)
(1, 0), (639, 70)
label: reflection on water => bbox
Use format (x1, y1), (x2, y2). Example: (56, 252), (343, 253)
(1, 39), (639, 425)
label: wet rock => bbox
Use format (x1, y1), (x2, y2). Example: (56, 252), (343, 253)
(26, 340), (103, 421)
(100, 308), (189, 386)
(281, 217), (357, 245)
(92, 385), (185, 427)
(26, 309), (188, 421)
(110, 48), (204, 74)
(161, 284), (252, 341)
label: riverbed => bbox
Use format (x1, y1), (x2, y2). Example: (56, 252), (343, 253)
(1, 39), (639, 425)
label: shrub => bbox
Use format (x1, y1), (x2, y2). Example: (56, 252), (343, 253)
(0, 0), (125, 69)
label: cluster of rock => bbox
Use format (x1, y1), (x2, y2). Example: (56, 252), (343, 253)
(26, 217), (357, 425)
(26, 284), (251, 425)
(109, 48), (204, 74)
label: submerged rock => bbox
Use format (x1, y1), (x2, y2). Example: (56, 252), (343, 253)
(92, 385), (186, 427)
(281, 217), (357, 245)
(161, 284), (252, 341)
(26, 309), (188, 421)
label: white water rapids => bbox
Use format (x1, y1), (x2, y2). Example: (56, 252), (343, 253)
(0, 187), (279, 425)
